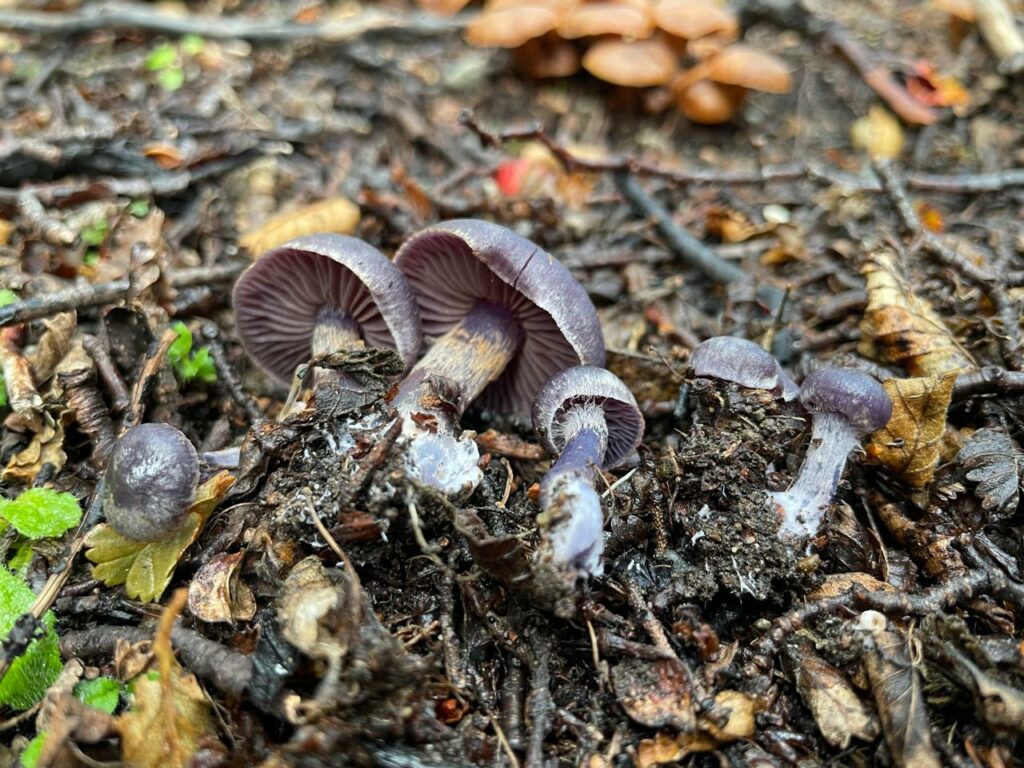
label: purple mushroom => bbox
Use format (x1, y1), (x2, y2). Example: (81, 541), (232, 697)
(232, 234), (422, 386)
(103, 423), (200, 541)
(690, 336), (798, 400)
(392, 220), (605, 494)
(772, 367), (892, 543)
(532, 366), (644, 577)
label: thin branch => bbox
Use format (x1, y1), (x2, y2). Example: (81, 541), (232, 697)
(952, 366), (1024, 401)
(0, 3), (460, 42)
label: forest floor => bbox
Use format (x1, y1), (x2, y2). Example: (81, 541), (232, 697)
(0, 0), (1023, 766)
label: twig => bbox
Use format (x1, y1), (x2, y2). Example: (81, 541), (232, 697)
(615, 172), (786, 310)
(752, 569), (990, 659)
(81, 334), (131, 414)
(525, 633), (553, 768)
(973, 0), (1024, 75)
(822, 24), (938, 125)
(0, 263), (246, 327)
(0, 3), (459, 41)
(952, 366), (1024, 401)
(200, 321), (263, 423)
(121, 328), (176, 431)
(873, 160), (996, 285)
(60, 623), (253, 699)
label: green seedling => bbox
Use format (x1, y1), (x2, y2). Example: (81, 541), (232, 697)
(168, 322), (217, 384)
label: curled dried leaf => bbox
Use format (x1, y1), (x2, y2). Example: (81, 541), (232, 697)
(859, 250), (975, 377)
(856, 611), (942, 768)
(958, 427), (1022, 517)
(788, 642), (879, 748)
(239, 197), (360, 256)
(866, 372), (957, 487)
(187, 551), (256, 624)
(28, 311), (76, 385)
(611, 658), (695, 731)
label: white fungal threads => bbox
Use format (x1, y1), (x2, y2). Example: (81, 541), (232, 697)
(551, 400), (608, 454)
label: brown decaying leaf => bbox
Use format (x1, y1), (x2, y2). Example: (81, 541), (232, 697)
(859, 249), (975, 377)
(3, 414), (67, 484)
(788, 642), (879, 748)
(808, 572), (896, 601)
(850, 106), (904, 160)
(866, 372), (957, 487)
(238, 197), (360, 256)
(957, 427), (1022, 517)
(187, 551), (256, 624)
(857, 611), (942, 768)
(611, 658), (695, 731)
(118, 590), (221, 768)
(28, 311), (76, 384)
(635, 690), (756, 767)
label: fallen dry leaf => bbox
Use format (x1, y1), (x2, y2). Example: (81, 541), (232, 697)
(3, 414), (67, 484)
(789, 642), (879, 748)
(239, 197), (360, 256)
(188, 551), (256, 624)
(859, 249), (975, 376)
(633, 689), (756, 766)
(866, 372), (957, 487)
(611, 659), (695, 731)
(957, 427), (1022, 517)
(118, 591), (221, 768)
(857, 611), (942, 768)
(808, 572), (897, 600)
(850, 106), (904, 159)
(28, 311), (76, 385)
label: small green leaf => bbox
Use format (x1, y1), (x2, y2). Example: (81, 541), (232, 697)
(0, 568), (61, 710)
(83, 249), (100, 266)
(8, 541), (34, 575)
(80, 218), (108, 247)
(20, 732), (46, 768)
(0, 289), (19, 307)
(0, 377), (7, 409)
(168, 322), (217, 384)
(0, 488), (83, 540)
(180, 34), (204, 56)
(74, 677), (122, 714)
(146, 43), (178, 71)
(128, 200), (150, 217)
(157, 67), (185, 92)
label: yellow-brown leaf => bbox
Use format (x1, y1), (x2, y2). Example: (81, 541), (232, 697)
(859, 249), (975, 376)
(866, 372), (957, 487)
(239, 197), (360, 256)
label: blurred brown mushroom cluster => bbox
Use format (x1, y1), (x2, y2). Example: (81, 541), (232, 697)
(421, 0), (792, 124)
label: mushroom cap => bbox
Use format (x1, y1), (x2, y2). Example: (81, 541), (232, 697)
(533, 365), (644, 469)
(690, 336), (784, 390)
(394, 219), (605, 417)
(652, 0), (739, 40)
(703, 44), (792, 92)
(799, 367), (893, 433)
(103, 423), (200, 541)
(515, 34), (581, 78)
(582, 37), (678, 87)
(465, 4), (562, 47)
(232, 234), (422, 383)
(558, 2), (654, 39)
(675, 79), (741, 123)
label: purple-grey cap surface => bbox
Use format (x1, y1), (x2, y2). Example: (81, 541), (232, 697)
(533, 365), (644, 469)
(799, 367), (893, 432)
(232, 233), (422, 383)
(690, 336), (783, 391)
(395, 220), (605, 417)
(103, 423), (199, 541)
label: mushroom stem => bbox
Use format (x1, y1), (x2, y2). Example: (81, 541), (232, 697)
(771, 412), (860, 542)
(396, 302), (524, 427)
(311, 307), (363, 357)
(539, 403), (609, 576)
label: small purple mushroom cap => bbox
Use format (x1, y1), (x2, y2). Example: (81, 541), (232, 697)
(690, 336), (797, 400)
(799, 367), (892, 433)
(395, 220), (605, 417)
(533, 366), (644, 469)
(233, 234), (422, 383)
(103, 423), (199, 541)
